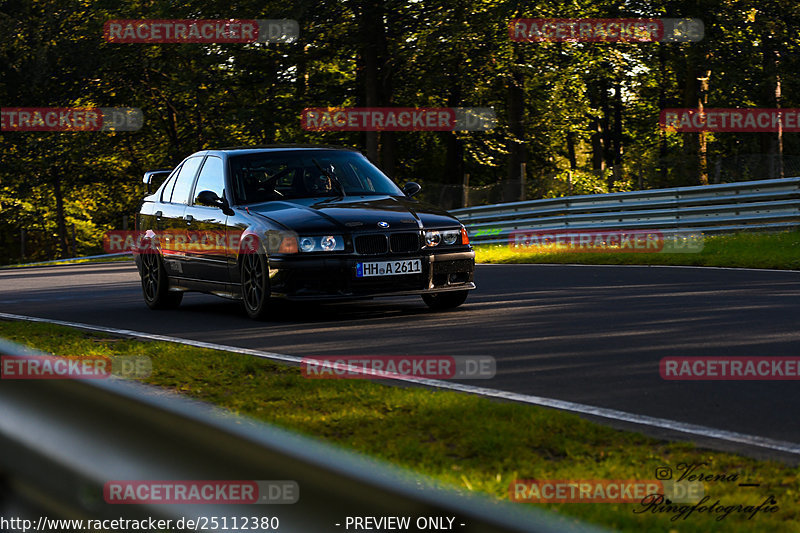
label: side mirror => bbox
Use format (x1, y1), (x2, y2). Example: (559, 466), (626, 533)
(142, 170), (172, 193)
(402, 182), (422, 198)
(196, 190), (225, 208)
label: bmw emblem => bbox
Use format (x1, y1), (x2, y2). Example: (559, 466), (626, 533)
(377, 221), (390, 228)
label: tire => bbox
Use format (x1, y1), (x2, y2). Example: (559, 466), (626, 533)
(241, 252), (271, 319)
(422, 290), (469, 310)
(140, 252), (183, 310)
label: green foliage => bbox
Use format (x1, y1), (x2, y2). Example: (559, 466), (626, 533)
(476, 230), (800, 270)
(2, 0), (800, 262)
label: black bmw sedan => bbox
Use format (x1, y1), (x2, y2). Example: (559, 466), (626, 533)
(134, 146), (475, 319)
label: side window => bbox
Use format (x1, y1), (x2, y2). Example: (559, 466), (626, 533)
(169, 157), (203, 204)
(192, 156), (225, 203)
(159, 165), (182, 203)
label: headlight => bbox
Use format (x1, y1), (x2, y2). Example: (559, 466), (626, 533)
(297, 235), (344, 252)
(442, 230), (460, 245)
(426, 229), (462, 246)
(299, 237), (315, 252)
(424, 230), (441, 247)
(320, 235), (337, 251)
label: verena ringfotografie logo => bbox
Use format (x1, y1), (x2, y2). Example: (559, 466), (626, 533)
(509, 229), (704, 253)
(104, 480), (298, 504)
(510, 479), (704, 504)
(661, 357), (800, 380)
(301, 356), (496, 380)
(661, 108), (800, 132)
(103, 230), (261, 255)
(509, 18), (703, 43)
(1, 355), (151, 379)
(301, 107), (496, 131)
(1, 107), (142, 132)
(104, 19), (298, 43)
(639, 462), (779, 521)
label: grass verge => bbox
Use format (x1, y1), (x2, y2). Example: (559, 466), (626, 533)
(0, 254), (134, 269)
(1, 319), (798, 532)
(475, 231), (800, 270)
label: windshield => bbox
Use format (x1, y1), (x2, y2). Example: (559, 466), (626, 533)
(229, 150), (403, 205)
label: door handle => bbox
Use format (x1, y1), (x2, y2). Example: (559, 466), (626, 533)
(184, 214), (193, 223)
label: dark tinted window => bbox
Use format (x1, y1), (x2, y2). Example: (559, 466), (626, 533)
(229, 150), (403, 205)
(149, 171), (171, 192)
(192, 156), (225, 203)
(169, 157), (203, 204)
(159, 165), (181, 203)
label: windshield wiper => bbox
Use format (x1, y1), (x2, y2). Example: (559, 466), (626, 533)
(312, 158), (346, 197)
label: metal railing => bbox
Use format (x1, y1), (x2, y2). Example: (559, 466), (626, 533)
(0, 338), (604, 533)
(451, 177), (800, 246)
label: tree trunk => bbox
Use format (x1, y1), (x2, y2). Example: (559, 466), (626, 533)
(357, 1), (381, 163)
(566, 131), (577, 170)
(590, 115), (604, 171)
(52, 174), (70, 258)
(377, 2), (395, 177)
(682, 45), (709, 185)
(697, 69), (710, 185)
(506, 48), (527, 195)
(611, 80), (623, 190)
(658, 44), (668, 185)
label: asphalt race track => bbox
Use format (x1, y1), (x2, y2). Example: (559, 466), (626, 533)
(2, 261), (799, 455)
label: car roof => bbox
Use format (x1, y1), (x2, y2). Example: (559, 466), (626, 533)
(194, 145), (359, 157)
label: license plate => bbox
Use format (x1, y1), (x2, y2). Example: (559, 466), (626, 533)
(356, 259), (422, 277)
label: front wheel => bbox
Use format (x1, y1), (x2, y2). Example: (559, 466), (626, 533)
(422, 290), (469, 310)
(140, 253), (183, 310)
(241, 252), (271, 319)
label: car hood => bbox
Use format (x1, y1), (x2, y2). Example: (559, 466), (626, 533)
(245, 195), (461, 233)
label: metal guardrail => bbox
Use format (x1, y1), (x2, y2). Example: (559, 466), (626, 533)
(0, 338), (604, 533)
(451, 177), (800, 246)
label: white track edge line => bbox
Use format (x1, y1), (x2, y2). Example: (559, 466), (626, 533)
(2, 311), (799, 456)
(477, 263), (800, 273)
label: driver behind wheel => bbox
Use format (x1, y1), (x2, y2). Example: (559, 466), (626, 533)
(304, 170), (333, 195)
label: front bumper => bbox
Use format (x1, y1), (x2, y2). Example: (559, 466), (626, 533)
(266, 249), (475, 300)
